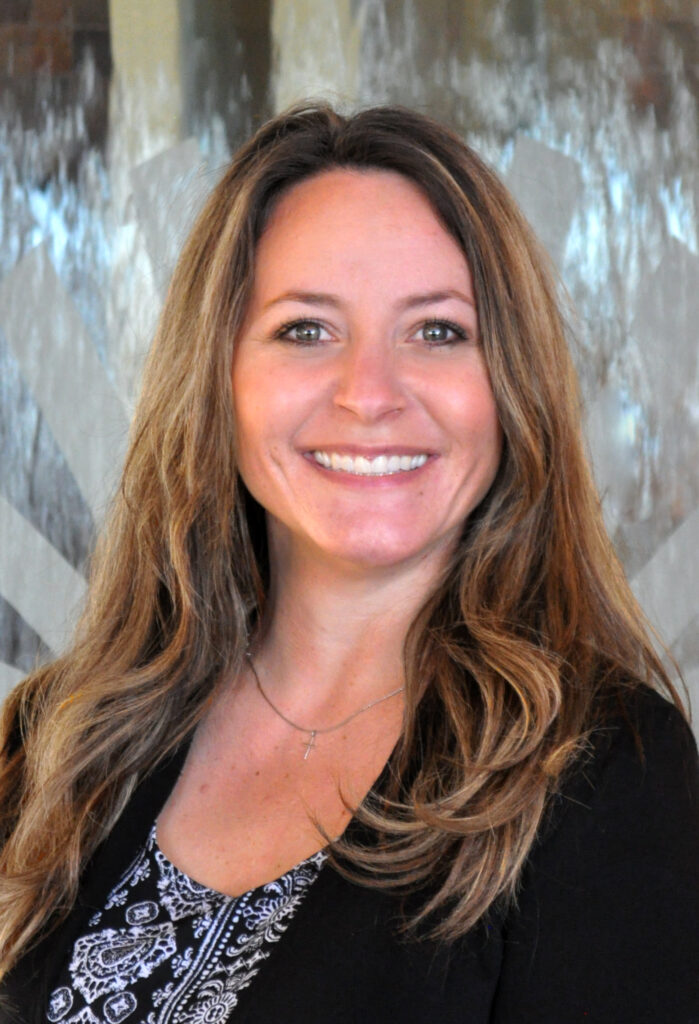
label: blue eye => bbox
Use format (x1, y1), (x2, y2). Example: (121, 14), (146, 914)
(275, 320), (327, 345)
(420, 320), (469, 345)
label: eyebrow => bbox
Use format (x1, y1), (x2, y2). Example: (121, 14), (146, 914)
(261, 288), (476, 313)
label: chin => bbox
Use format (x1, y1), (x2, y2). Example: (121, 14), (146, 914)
(320, 531), (452, 575)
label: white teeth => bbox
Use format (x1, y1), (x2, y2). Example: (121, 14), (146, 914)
(312, 451), (429, 476)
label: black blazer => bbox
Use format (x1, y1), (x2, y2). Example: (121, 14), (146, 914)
(3, 686), (698, 1023)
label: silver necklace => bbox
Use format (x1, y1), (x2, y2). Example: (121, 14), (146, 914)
(246, 653), (404, 760)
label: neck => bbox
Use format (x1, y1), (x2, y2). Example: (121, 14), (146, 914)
(249, 534), (446, 717)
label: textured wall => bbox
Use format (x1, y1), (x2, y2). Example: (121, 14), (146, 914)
(0, 0), (697, 723)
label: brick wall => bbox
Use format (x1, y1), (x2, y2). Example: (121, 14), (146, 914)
(0, 0), (109, 77)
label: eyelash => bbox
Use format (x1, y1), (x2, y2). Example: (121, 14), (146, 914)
(420, 319), (470, 345)
(273, 318), (471, 346)
(273, 319), (328, 345)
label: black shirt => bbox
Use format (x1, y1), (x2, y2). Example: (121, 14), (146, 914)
(4, 685), (699, 1024)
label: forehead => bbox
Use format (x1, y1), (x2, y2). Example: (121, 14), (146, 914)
(264, 167), (440, 228)
(252, 168), (472, 296)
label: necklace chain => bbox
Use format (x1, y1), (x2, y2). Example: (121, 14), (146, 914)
(246, 653), (404, 760)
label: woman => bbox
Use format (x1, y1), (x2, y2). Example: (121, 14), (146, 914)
(0, 104), (697, 1023)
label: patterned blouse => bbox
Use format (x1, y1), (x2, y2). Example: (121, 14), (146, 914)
(45, 825), (327, 1024)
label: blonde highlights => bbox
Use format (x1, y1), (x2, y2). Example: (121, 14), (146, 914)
(0, 103), (680, 971)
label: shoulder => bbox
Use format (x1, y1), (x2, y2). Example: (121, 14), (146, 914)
(552, 685), (698, 865)
(554, 684), (697, 836)
(0, 740), (191, 1024)
(491, 686), (699, 1023)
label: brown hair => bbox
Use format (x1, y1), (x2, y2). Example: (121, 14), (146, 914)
(0, 102), (680, 971)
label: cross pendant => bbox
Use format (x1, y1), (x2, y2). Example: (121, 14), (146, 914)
(303, 730), (317, 760)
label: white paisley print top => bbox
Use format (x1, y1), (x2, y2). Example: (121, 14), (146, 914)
(45, 824), (327, 1024)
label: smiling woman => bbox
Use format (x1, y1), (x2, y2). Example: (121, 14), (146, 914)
(0, 104), (697, 1024)
(232, 168), (501, 575)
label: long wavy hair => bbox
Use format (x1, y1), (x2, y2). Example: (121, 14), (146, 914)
(0, 103), (680, 973)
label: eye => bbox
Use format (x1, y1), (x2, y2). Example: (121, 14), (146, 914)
(274, 319), (330, 345)
(418, 319), (469, 346)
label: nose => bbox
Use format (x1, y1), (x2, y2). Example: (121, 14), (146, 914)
(333, 337), (407, 422)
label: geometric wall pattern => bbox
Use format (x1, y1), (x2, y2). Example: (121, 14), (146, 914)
(1, 0), (697, 731)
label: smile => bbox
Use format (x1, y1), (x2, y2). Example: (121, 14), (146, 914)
(311, 451), (430, 476)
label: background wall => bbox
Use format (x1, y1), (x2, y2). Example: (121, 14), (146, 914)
(0, 0), (697, 724)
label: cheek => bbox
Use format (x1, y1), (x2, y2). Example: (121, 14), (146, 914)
(446, 374), (501, 451)
(483, 421), (504, 492)
(232, 352), (278, 446)
(232, 382), (295, 508)
(232, 366), (266, 485)
(447, 382), (503, 500)
(479, 413), (504, 488)
(476, 394), (503, 462)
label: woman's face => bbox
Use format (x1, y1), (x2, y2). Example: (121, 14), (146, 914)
(232, 168), (502, 578)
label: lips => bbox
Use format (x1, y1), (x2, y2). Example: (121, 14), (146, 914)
(311, 451), (430, 476)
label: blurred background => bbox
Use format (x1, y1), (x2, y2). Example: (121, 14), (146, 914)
(0, 0), (697, 724)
